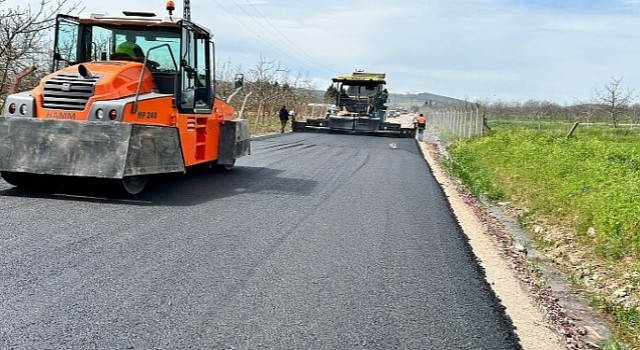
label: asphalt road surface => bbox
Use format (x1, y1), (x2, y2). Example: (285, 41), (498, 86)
(0, 132), (522, 349)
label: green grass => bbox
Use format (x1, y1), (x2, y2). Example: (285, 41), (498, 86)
(245, 113), (285, 135)
(602, 339), (627, 350)
(591, 296), (640, 347)
(446, 120), (640, 347)
(448, 122), (640, 260)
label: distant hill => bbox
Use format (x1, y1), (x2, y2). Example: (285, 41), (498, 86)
(388, 92), (469, 107)
(306, 89), (468, 108)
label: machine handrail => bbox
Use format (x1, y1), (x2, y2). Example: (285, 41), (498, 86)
(132, 43), (178, 113)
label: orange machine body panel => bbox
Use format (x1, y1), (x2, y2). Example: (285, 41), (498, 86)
(32, 61), (156, 119)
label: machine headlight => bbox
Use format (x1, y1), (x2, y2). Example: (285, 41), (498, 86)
(19, 104), (28, 115)
(95, 109), (104, 120)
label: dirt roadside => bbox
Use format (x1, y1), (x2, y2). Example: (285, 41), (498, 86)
(416, 135), (614, 350)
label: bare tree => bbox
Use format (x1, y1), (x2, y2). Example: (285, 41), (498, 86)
(0, 0), (82, 108)
(215, 58), (244, 99)
(281, 70), (315, 118)
(244, 55), (287, 128)
(595, 76), (635, 128)
(218, 54), (318, 132)
(631, 103), (640, 127)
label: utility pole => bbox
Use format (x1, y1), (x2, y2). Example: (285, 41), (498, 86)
(184, 0), (191, 20)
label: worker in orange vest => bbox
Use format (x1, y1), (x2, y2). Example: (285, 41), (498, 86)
(415, 113), (427, 141)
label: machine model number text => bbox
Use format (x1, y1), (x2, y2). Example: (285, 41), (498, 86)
(137, 111), (158, 119)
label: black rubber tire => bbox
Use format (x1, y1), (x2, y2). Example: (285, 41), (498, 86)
(216, 159), (235, 171)
(120, 175), (149, 195)
(0, 171), (41, 189)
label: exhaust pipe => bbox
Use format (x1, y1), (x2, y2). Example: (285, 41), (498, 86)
(78, 64), (93, 79)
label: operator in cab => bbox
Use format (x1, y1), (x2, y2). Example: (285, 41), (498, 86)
(115, 33), (145, 61)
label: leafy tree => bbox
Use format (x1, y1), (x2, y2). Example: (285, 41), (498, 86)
(324, 84), (338, 102)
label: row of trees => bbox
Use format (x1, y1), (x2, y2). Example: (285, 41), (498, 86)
(215, 56), (319, 132)
(474, 77), (638, 127)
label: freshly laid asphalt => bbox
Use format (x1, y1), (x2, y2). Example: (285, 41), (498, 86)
(0, 131), (522, 349)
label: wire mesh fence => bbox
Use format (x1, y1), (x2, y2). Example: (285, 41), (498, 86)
(423, 105), (485, 139)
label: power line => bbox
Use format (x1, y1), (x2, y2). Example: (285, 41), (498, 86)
(243, 0), (339, 74)
(228, 0), (320, 70)
(212, 0), (302, 68)
(214, 0), (339, 76)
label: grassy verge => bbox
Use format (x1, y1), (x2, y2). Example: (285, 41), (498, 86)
(246, 113), (283, 135)
(445, 120), (640, 347)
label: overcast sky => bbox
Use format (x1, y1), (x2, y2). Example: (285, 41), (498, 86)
(14, 0), (640, 104)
